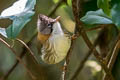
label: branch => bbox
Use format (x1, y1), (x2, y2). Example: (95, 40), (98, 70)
(16, 39), (38, 63)
(62, 25), (106, 80)
(69, 30), (103, 80)
(61, 25), (105, 80)
(107, 34), (120, 70)
(1, 0), (65, 79)
(104, 32), (120, 80)
(0, 38), (36, 80)
(61, 0), (85, 79)
(71, 0), (114, 79)
(85, 24), (107, 32)
(61, 39), (75, 80)
(1, 48), (26, 80)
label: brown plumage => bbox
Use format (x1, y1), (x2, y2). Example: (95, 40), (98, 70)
(37, 32), (50, 43)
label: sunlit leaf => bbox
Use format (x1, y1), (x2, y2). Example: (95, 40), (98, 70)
(0, 0), (27, 17)
(53, 0), (59, 3)
(97, 0), (110, 16)
(0, 0), (36, 39)
(67, 0), (72, 6)
(0, 28), (7, 38)
(5, 11), (34, 38)
(80, 9), (113, 25)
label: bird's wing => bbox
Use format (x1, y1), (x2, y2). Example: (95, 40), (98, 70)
(41, 34), (71, 64)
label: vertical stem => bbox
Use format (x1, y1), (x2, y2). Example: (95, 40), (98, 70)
(62, 40), (75, 80)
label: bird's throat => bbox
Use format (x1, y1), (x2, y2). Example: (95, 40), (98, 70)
(37, 32), (50, 44)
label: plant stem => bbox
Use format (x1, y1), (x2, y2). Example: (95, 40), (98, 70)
(0, 38), (36, 80)
(71, 0), (114, 79)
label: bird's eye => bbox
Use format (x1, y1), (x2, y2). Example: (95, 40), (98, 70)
(47, 23), (52, 27)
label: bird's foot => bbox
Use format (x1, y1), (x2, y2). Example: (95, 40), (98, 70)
(71, 34), (79, 40)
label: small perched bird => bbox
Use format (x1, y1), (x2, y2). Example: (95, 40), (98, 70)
(37, 14), (71, 64)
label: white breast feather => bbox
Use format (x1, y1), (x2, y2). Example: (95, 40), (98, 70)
(41, 22), (71, 64)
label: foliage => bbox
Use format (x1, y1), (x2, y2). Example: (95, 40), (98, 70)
(97, 0), (110, 16)
(0, 0), (36, 39)
(81, 0), (120, 80)
(81, 0), (120, 29)
(80, 9), (112, 25)
(0, 0), (120, 80)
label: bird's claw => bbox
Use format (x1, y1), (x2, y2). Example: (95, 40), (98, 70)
(71, 34), (79, 40)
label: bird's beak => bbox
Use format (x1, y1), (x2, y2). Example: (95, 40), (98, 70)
(54, 16), (61, 22)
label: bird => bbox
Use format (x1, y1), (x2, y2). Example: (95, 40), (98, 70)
(37, 14), (71, 64)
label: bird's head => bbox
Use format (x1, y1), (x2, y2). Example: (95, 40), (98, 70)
(37, 14), (60, 35)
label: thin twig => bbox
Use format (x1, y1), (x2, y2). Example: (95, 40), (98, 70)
(71, 0), (114, 80)
(61, 25), (105, 80)
(0, 38), (36, 80)
(70, 30), (103, 80)
(61, 4), (109, 80)
(107, 33), (120, 70)
(69, 48), (92, 80)
(85, 24), (107, 32)
(104, 33), (120, 80)
(16, 39), (38, 64)
(61, 0), (85, 79)
(1, 0), (65, 79)
(62, 39), (75, 80)
(1, 48), (26, 80)
(81, 31), (114, 80)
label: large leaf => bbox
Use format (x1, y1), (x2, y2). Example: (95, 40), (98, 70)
(6, 11), (34, 38)
(0, 0), (36, 39)
(0, 28), (7, 38)
(80, 9), (113, 25)
(97, 0), (110, 16)
(111, 3), (120, 28)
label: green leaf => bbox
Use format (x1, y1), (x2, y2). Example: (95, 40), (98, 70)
(0, 28), (7, 38)
(6, 11), (34, 38)
(53, 0), (59, 3)
(0, 0), (36, 39)
(80, 9), (113, 25)
(97, 0), (110, 16)
(111, 3), (120, 28)
(67, 0), (72, 6)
